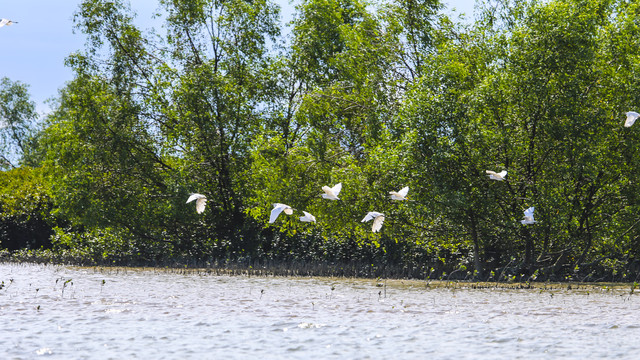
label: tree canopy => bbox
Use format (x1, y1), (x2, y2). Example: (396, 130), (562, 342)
(2, 0), (640, 281)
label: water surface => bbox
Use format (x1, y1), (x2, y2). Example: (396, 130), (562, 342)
(1, 263), (638, 359)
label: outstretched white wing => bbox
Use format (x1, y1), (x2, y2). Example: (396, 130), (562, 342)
(521, 207), (536, 224)
(300, 211), (316, 222)
(361, 212), (374, 222)
(195, 198), (207, 214)
(524, 207), (535, 218)
(390, 186), (409, 200)
(625, 111), (640, 127)
(371, 215), (385, 232)
(186, 193), (207, 214)
(486, 170), (507, 180)
(322, 183), (342, 200)
(186, 193), (206, 203)
(362, 211), (384, 223)
(270, 203), (292, 223)
(331, 183), (342, 196)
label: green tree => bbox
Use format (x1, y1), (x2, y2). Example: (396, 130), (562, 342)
(245, 0), (451, 276)
(408, 0), (640, 280)
(41, 0), (282, 261)
(0, 167), (56, 250)
(0, 77), (38, 169)
(21, 0), (640, 280)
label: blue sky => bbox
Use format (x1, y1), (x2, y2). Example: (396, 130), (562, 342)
(0, 0), (475, 114)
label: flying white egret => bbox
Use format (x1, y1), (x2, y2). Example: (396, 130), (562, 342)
(186, 193), (207, 214)
(270, 203), (294, 223)
(321, 183), (342, 200)
(486, 170), (507, 181)
(299, 211), (316, 223)
(0, 19), (17, 27)
(520, 207), (536, 225)
(389, 186), (409, 201)
(362, 212), (385, 232)
(625, 111), (640, 127)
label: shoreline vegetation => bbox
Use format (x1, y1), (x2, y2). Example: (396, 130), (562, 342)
(2, 260), (638, 294)
(3, 249), (640, 284)
(3, 0), (640, 283)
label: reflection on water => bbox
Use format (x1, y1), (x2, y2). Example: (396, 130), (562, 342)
(1, 263), (639, 359)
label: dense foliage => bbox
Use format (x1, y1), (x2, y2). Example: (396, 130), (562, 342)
(0, 77), (39, 169)
(2, 0), (640, 281)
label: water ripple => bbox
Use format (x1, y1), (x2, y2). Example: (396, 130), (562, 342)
(2, 263), (640, 359)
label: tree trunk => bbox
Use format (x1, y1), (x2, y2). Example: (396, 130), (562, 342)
(468, 210), (483, 279)
(524, 228), (533, 275)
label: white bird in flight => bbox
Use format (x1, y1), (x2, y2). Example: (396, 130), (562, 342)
(362, 212), (385, 232)
(0, 19), (17, 27)
(186, 193), (207, 214)
(299, 211), (316, 223)
(321, 183), (342, 200)
(389, 186), (409, 201)
(520, 207), (536, 225)
(486, 170), (507, 181)
(625, 111), (639, 127)
(270, 203), (294, 223)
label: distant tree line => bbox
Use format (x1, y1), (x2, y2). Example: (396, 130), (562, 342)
(2, 0), (640, 282)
